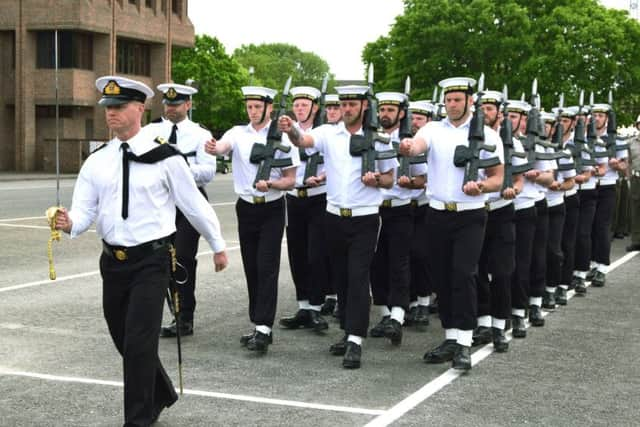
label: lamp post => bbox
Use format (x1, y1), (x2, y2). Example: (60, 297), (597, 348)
(185, 78), (198, 120)
(248, 66), (254, 85)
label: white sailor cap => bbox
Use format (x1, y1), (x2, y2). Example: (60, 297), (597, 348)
(540, 111), (556, 123)
(409, 100), (435, 116)
(241, 86), (278, 103)
(591, 103), (611, 113)
(505, 100), (531, 114)
(439, 77), (476, 95)
(157, 83), (197, 105)
(552, 106), (578, 118)
(478, 90), (503, 105)
(290, 86), (321, 102)
(376, 92), (407, 106)
(335, 85), (369, 100)
(96, 75), (154, 106)
(578, 105), (591, 115)
(325, 94), (340, 105)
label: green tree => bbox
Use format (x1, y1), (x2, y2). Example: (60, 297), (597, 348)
(363, 0), (640, 123)
(233, 43), (334, 94)
(172, 35), (248, 135)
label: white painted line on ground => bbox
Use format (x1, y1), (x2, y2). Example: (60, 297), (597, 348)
(364, 250), (638, 427)
(0, 245), (241, 294)
(0, 223), (96, 232)
(0, 368), (385, 416)
(0, 215), (46, 222)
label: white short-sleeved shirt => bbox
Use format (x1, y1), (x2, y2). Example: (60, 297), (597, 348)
(293, 122), (326, 190)
(68, 129), (225, 252)
(414, 115), (503, 204)
(221, 121), (299, 198)
(546, 148), (576, 205)
(594, 134), (628, 185)
(143, 118), (216, 188)
(309, 122), (398, 208)
(381, 128), (428, 201)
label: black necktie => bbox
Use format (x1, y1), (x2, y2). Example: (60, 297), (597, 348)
(121, 142), (130, 219)
(169, 124), (178, 144)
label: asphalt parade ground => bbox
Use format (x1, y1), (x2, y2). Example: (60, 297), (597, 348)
(1, 174), (639, 427)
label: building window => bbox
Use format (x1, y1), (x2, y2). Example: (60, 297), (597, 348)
(36, 105), (74, 118)
(116, 38), (151, 76)
(36, 31), (93, 70)
(161, 0), (166, 13)
(145, 0), (154, 8)
(172, 0), (181, 16)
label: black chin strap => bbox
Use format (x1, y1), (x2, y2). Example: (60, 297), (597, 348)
(259, 100), (268, 124)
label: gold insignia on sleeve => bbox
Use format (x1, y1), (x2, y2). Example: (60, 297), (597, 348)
(166, 87), (178, 99)
(104, 80), (121, 95)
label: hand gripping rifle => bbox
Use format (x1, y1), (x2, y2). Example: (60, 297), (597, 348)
(500, 85), (531, 192)
(394, 76), (427, 179)
(249, 76), (293, 185)
(453, 73), (501, 185)
(299, 75), (328, 183)
(349, 64), (396, 176)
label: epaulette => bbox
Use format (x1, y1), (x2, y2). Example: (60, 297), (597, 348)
(154, 136), (168, 145)
(150, 117), (164, 124)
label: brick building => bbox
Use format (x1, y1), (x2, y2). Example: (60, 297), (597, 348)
(0, 0), (195, 172)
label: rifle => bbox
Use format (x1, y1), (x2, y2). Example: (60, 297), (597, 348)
(452, 73), (501, 185)
(250, 76), (293, 185)
(595, 90), (629, 160)
(395, 76), (427, 179)
(500, 85), (530, 191)
(312, 74), (328, 128)
(432, 86), (444, 122)
(566, 90), (596, 173)
(349, 64), (396, 176)
(299, 75), (328, 184)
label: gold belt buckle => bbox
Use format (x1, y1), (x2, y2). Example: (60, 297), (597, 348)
(297, 188), (308, 198)
(114, 249), (127, 261)
(253, 196), (266, 204)
(381, 200), (392, 208)
(339, 208), (352, 218)
(445, 202), (457, 212)
(411, 200), (418, 208)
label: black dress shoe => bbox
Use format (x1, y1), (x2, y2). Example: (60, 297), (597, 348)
(451, 344), (471, 371)
(586, 267), (597, 282)
(160, 319), (193, 338)
(428, 298), (439, 314)
(613, 232), (625, 239)
(472, 326), (492, 346)
(240, 330), (256, 346)
(320, 298), (337, 315)
(404, 306), (417, 326)
(492, 327), (509, 353)
(542, 290), (556, 309)
(555, 287), (568, 306)
(279, 309), (312, 329)
(512, 316), (527, 338)
(529, 305), (545, 327)
(591, 271), (606, 287)
(423, 339), (457, 363)
(329, 335), (348, 356)
(626, 243), (640, 252)
(342, 341), (362, 369)
(369, 315), (390, 338)
(309, 310), (329, 332)
(573, 276), (587, 296)
(413, 305), (430, 330)
(247, 330), (271, 354)
(383, 318), (402, 345)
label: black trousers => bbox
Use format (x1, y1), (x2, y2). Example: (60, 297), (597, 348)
(512, 206), (536, 310)
(425, 207), (486, 331)
(546, 203), (566, 288)
(530, 199), (549, 298)
(325, 212), (379, 337)
(591, 184), (616, 265)
(410, 204), (433, 301)
(561, 193), (580, 285)
(370, 204), (413, 309)
(100, 249), (178, 427)
(477, 204), (515, 320)
(236, 197), (286, 327)
(286, 193), (330, 306)
(575, 189), (598, 271)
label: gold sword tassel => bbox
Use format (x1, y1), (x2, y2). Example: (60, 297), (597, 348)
(169, 244), (184, 394)
(46, 206), (62, 280)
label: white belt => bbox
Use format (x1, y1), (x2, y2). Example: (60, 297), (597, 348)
(287, 185), (326, 198)
(428, 199), (486, 212)
(579, 182), (597, 190)
(380, 198), (411, 208)
(239, 193), (284, 204)
(547, 197), (564, 207)
(632, 170), (640, 178)
(326, 203), (379, 218)
(598, 179), (616, 186)
(514, 199), (536, 211)
(565, 188), (578, 197)
(486, 198), (512, 211)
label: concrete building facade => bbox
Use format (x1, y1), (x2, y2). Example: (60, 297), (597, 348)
(0, 0), (195, 172)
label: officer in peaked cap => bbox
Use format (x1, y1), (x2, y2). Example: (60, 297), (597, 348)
(54, 75), (227, 425)
(205, 84), (299, 355)
(399, 76), (504, 371)
(152, 82), (218, 339)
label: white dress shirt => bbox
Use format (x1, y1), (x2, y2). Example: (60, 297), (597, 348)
(546, 148), (576, 206)
(382, 128), (428, 201)
(68, 129), (226, 252)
